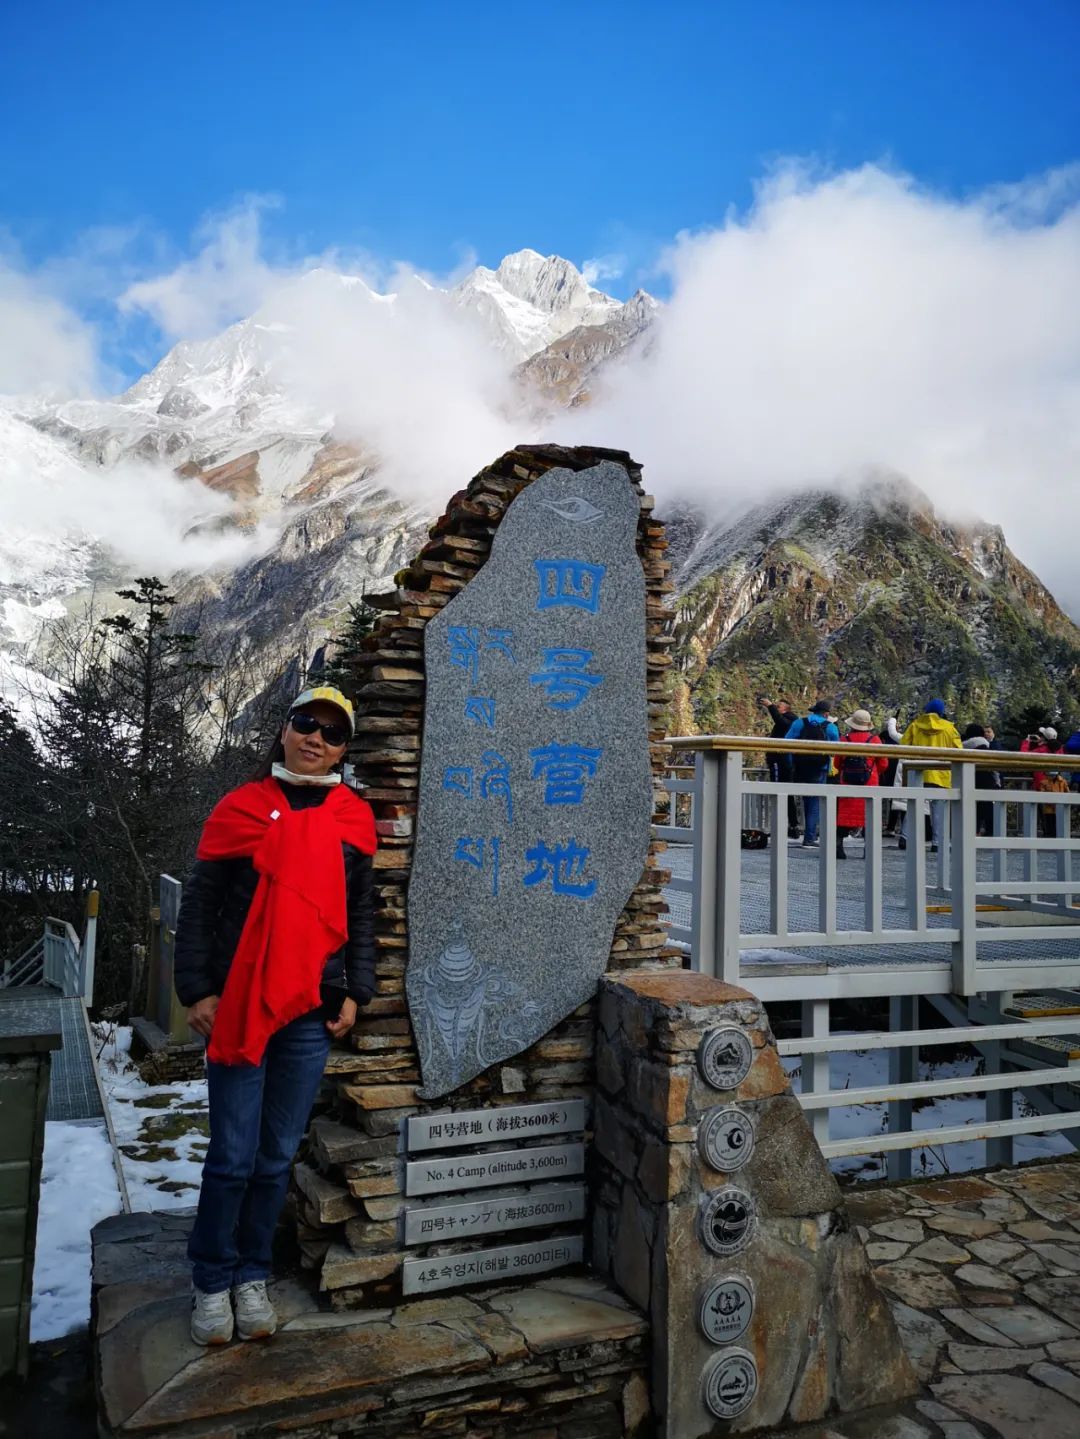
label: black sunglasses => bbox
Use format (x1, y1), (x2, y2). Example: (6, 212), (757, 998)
(289, 712), (350, 747)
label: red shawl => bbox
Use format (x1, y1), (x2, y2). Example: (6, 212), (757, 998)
(196, 778), (376, 1066)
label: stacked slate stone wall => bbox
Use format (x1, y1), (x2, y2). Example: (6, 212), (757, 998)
(290, 444), (679, 1307)
(591, 971), (916, 1437)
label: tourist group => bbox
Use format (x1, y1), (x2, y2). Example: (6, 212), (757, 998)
(759, 698), (1080, 859)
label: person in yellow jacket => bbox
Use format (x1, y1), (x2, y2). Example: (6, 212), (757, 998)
(898, 699), (962, 852)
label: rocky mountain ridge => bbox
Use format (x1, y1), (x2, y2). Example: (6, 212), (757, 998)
(2, 250), (1076, 738)
(0, 252), (658, 695)
(669, 475), (1080, 736)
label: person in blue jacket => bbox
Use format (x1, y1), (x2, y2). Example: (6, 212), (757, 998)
(1064, 729), (1080, 791)
(784, 700), (841, 847)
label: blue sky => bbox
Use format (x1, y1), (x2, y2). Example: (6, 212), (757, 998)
(4, 0), (1079, 301)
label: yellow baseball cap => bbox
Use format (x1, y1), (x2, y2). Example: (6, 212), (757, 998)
(288, 685), (355, 736)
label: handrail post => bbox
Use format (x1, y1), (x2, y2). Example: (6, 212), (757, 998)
(818, 790), (837, 935)
(716, 750), (744, 985)
(983, 994), (1015, 1169)
(864, 793), (883, 933)
(81, 888), (98, 1007)
(769, 790), (789, 939)
(937, 787), (951, 894)
(951, 763), (978, 995)
(690, 750), (742, 981)
(690, 752), (718, 975)
(887, 995), (917, 1182)
(800, 999), (831, 1147)
(905, 769), (926, 931)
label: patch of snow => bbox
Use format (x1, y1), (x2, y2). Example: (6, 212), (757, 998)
(31, 1121), (122, 1340)
(784, 1044), (1074, 1183)
(96, 1025), (209, 1213)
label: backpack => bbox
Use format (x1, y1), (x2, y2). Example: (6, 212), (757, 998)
(792, 714), (830, 780)
(840, 751), (872, 786)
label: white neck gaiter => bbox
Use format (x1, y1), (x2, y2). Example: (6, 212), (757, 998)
(271, 763), (342, 788)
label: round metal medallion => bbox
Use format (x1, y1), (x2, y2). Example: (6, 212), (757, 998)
(698, 1186), (756, 1256)
(699, 1106), (756, 1173)
(699, 1275), (755, 1345)
(698, 1027), (754, 1090)
(702, 1347), (759, 1420)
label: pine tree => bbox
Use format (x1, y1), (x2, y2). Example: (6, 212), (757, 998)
(307, 597), (378, 703)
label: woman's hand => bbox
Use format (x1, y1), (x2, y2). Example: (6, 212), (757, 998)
(187, 995), (219, 1038)
(326, 996), (358, 1040)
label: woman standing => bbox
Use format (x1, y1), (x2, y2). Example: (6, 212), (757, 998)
(174, 686), (376, 1346)
(835, 709), (886, 858)
(962, 724), (1001, 836)
(879, 715), (903, 837)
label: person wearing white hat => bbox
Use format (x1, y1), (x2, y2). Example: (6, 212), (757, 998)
(834, 710), (886, 859)
(1021, 725), (1066, 837)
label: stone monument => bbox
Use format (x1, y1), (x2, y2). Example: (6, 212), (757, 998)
(408, 460), (654, 1096)
(289, 445), (679, 1308)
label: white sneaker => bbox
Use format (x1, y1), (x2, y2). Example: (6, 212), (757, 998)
(233, 1280), (277, 1340)
(191, 1287), (234, 1346)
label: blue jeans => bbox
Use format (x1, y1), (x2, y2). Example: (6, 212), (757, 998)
(802, 789), (824, 843)
(188, 1010), (330, 1293)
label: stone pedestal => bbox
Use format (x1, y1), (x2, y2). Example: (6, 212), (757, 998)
(590, 971), (917, 1436)
(91, 1212), (650, 1438)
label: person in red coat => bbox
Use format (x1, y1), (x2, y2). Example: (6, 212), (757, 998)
(174, 686), (376, 1347)
(835, 709), (887, 858)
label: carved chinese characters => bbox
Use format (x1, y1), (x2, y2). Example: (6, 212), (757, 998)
(408, 462), (652, 1097)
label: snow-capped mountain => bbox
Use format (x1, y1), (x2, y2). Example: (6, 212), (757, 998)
(0, 252), (659, 702)
(454, 251), (626, 362)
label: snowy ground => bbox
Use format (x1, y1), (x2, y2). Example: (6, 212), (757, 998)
(31, 1121), (122, 1341)
(95, 1025), (209, 1212)
(31, 1025), (208, 1341)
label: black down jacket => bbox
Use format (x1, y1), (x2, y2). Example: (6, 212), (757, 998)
(173, 782), (376, 1013)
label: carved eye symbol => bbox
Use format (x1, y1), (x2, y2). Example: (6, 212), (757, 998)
(540, 496), (604, 524)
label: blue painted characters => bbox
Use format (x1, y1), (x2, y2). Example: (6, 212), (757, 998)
(448, 625), (517, 683)
(529, 744), (602, 805)
(478, 751), (512, 821)
(442, 752), (512, 823)
(409, 459), (653, 1099)
(453, 836), (502, 896)
(534, 559), (606, 614)
(523, 839), (597, 900)
(464, 696), (496, 728)
(529, 649), (603, 711)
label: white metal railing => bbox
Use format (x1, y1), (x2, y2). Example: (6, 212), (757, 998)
(43, 918), (84, 997)
(0, 934), (45, 989)
(658, 735), (1080, 1176)
(1, 912), (95, 1002)
(662, 738), (1080, 1000)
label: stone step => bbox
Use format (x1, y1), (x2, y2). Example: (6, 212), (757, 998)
(91, 1211), (648, 1438)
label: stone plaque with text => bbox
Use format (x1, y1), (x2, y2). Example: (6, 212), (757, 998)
(407, 462), (652, 1097)
(403, 1182), (586, 1246)
(405, 1141), (586, 1197)
(402, 1234), (584, 1296)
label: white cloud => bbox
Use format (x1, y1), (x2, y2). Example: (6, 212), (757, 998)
(0, 411), (272, 589)
(582, 252), (626, 285)
(5, 164), (1080, 621)
(118, 196), (287, 340)
(559, 161), (1080, 614)
(261, 265), (522, 504)
(0, 251), (104, 397)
